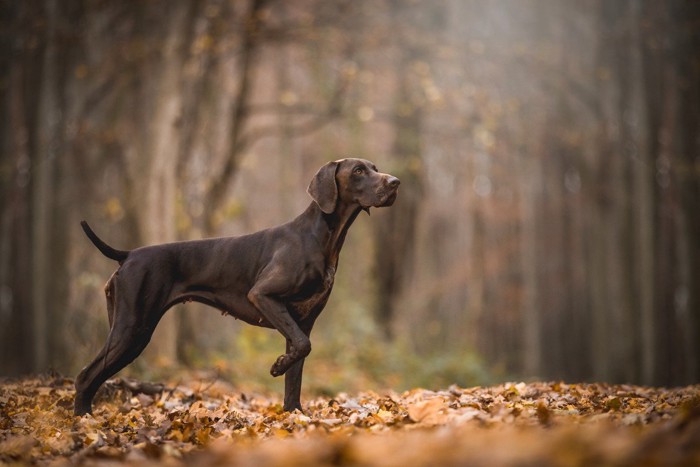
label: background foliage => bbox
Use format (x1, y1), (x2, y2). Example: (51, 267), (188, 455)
(1, 0), (699, 391)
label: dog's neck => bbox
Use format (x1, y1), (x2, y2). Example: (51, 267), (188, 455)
(298, 201), (362, 268)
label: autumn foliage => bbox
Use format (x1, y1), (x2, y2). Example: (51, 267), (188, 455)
(1, 375), (699, 465)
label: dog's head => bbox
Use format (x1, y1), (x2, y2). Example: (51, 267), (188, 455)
(307, 158), (400, 214)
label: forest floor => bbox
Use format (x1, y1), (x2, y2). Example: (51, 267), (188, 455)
(1, 375), (699, 466)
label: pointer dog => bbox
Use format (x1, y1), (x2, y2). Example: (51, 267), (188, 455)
(75, 158), (399, 415)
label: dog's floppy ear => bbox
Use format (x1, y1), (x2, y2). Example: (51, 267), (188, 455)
(307, 160), (339, 214)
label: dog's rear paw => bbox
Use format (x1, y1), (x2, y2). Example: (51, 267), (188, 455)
(74, 399), (93, 416)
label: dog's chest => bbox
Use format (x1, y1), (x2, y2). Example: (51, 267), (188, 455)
(289, 265), (336, 320)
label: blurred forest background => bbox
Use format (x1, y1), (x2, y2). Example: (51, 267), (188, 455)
(1, 0), (699, 396)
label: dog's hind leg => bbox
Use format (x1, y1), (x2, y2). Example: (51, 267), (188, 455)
(104, 272), (117, 327)
(74, 275), (164, 416)
(74, 320), (157, 415)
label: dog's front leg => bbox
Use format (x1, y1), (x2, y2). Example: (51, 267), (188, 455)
(247, 280), (311, 377)
(284, 347), (305, 412)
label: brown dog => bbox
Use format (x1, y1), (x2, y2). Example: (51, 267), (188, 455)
(75, 158), (400, 415)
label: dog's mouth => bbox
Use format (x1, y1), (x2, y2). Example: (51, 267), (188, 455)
(373, 186), (399, 208)
(380, 189), (398, 207)
(360, 179), (400, 212)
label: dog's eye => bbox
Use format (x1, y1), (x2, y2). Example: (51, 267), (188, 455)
(353, 167), (364, 175)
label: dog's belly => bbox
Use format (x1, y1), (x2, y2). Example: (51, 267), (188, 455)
(167, 263), (336, 327)
(168, 288), (275, 328)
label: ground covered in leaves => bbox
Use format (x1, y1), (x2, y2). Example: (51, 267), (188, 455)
(1, 375), (699, 466)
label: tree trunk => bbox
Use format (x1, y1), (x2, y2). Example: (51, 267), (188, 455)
(0, 0), (39, 375)
(30, 0), (72, 373)
(135, 2), (192, 367)
(373, 76), (423, 340)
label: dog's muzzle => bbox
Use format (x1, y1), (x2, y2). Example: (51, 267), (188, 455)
(379, 176), (400, 206)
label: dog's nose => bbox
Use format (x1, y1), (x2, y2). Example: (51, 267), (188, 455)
(386, 176), (400, 188)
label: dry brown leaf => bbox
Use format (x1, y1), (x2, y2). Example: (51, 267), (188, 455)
(408, 397), (447, 425)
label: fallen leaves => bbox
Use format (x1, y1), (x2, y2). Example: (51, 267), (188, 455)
(407, 396), (447, 425)
(0, 375), (698, 465)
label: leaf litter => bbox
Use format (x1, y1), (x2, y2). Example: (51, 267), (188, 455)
(0, 375), (698, 465)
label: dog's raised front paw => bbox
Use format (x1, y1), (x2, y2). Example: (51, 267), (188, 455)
(270, 354), (293, 377)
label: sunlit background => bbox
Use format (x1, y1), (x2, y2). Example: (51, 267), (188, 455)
(1, 0), (698, 395)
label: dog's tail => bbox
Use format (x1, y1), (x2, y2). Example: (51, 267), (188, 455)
(81, 221), (129, 263)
